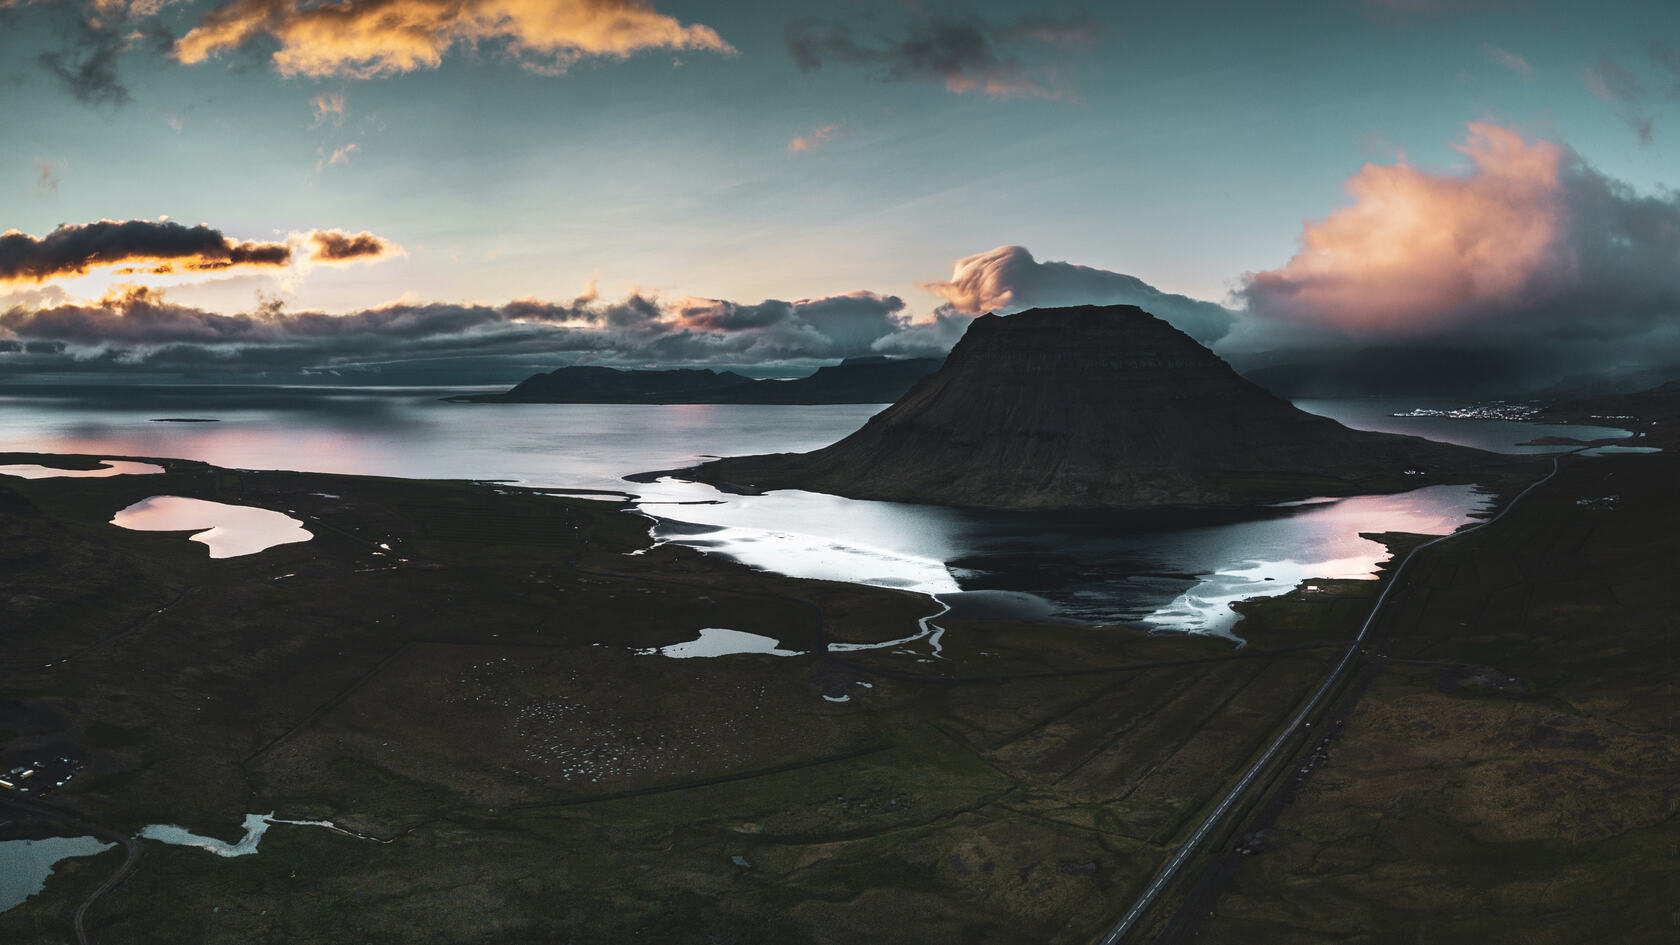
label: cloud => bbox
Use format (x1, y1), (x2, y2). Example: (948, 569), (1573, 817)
(311, 91), (346, 126)
(1480, 42), (1531, 78)
(1352, 0), (1515, 20)
(0, 220), (405, 288)
(785, 10), (1100, 100)
(1583, 54), (1655, 146)
(37, 19), (132, 106)
(0, 281), (935, 373)
(1650, 40), (1680, 97)
(1237, 122), (1680, 345)
(0, 220), (294, 285)
(316, 143), (359, 170)
(307, 229), (400, 264)
(32, 159), (66, 197)
(919, 245), (1237, 344)
(788, 123), (840, 154)
(174, 0), (735, 79)
(26, 0), (178, 107)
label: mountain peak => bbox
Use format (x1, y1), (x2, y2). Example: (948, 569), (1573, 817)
(672, 304), (1489, 510)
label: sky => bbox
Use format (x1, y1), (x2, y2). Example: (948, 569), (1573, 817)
(1, 0), (1678, 388)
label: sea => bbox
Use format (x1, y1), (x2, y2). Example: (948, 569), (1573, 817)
(0, 383), (1639, 639)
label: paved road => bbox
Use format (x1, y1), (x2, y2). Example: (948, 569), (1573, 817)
(71, 833), (142, 945)
(1094, 458), (1566, 944)
(1, 794), (143, 945)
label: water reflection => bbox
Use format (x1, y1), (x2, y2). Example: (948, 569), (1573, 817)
(0, 459), (163, 479)
(1141, 486), (1493, 637)
(636, 628), (801, 659)
(139, 814), (270, 857)
(111, 497), (313, 558)
(652, 483), (1491, 637)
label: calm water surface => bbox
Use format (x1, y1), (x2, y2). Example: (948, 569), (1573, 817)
(0, 384), (1602, 636)
(0, 836), (113, 911)
(111, 496), (314, 558)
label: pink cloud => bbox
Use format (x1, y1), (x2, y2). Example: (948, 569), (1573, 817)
(1240, 122), (1680, 344)
(1241, 124), (1580, 335)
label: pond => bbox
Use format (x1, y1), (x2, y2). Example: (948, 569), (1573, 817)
(110, 496), (313, 558)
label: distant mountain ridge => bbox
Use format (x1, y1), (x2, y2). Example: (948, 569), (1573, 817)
(661, 305), (1493, 510)
(453, 356), (941, 405)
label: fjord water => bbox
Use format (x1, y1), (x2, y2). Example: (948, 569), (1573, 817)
(0, 384), (1602, 634)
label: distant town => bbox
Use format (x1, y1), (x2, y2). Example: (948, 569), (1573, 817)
(1392, 402), (1541, 421)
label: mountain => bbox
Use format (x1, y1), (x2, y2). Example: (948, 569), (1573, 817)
(703, 357), (941, 404)
(1540, 379), (1680, 446)
(452, 357), (941, 405)
(661, 305), (1493, 511)
(457, 366), (751, 403)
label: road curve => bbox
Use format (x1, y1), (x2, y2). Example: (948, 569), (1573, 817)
(1094, 456), (1567, 944)
(72, 834), (142, 945)
(0, 794), (143, 945)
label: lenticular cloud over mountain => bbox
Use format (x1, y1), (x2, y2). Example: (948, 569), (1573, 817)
(918, 244), (1237, 344)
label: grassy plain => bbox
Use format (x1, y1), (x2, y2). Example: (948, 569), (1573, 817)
(0, 450), (1382, 944)
(6, 442), (1668, 944)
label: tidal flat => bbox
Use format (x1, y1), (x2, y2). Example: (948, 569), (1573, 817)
(0, 446), (1671, 944)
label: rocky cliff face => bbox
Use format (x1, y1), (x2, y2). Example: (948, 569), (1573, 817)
(676, 305), (1491, 510)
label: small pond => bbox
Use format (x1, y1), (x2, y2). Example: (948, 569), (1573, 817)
(111, 497), (313, 558)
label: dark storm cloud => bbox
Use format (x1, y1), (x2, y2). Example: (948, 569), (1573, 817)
(0, 220), (293, 283)
(919, 245), (1237, 344)
(785, 8), (1101, 99)
(0, 286), (920, 373)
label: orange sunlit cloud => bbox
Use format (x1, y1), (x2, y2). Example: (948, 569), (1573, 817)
(1240, 123), (1578, 335)
(0, 220), (403, 298)
(788, 123), (840, 154)
(1, 219), (292, 286)
(174, 0), (735, 79)
(311, 90), (346, 125)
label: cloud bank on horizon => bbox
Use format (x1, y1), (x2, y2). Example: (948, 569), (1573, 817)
(0, 284), (918, 372)
(0, 212), (1232, 373)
